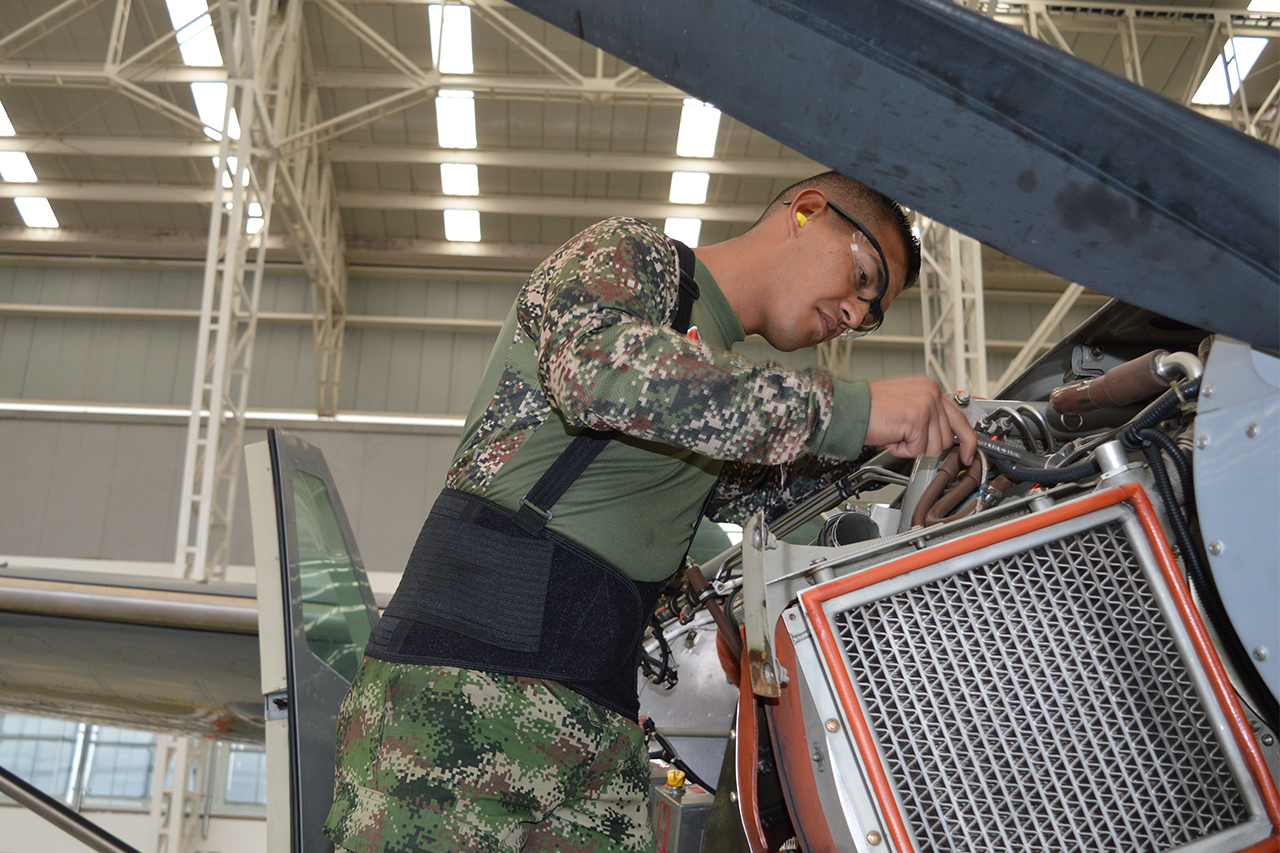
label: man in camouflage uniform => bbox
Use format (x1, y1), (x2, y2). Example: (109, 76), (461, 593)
(324, 172), (976, 852)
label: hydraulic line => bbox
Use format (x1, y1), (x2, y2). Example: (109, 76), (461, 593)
(989, 451), (1100, 485)
(1138, 429), (1279, 733)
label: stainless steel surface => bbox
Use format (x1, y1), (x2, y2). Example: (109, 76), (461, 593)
(1194, 339), (1280, 697)
(0, 577), (258, 634)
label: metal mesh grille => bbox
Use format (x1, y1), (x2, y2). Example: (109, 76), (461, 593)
(836, 521), (1250, 853)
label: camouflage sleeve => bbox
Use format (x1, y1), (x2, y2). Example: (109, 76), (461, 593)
(526, 218), (860, 467)
(706, 452), (873, 526)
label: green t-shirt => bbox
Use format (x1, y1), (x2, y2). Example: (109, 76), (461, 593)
(447, 218), (871, 582)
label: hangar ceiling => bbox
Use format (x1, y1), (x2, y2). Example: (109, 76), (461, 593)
(0, 0), (1275, 272)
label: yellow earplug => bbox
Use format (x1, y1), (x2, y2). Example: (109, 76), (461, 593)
(796, 212), (807, 228)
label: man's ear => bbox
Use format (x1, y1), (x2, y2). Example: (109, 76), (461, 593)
(787, 188), (830, 236)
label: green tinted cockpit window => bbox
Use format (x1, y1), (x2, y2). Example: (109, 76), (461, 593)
(291, 470), (371, 682)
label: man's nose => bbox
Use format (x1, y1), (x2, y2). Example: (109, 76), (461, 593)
(838, 299), (867, 330)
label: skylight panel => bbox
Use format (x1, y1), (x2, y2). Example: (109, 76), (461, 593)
(669, 171), (710, 204)
(444, 208), (482, 242)
(191, 82), (240, 140)
(664, 217), (702, 247)
(1192, 36), (1270, 105)
(0, 152), (38, 183)
(429, 4), (475, 74)
(15, 197), (58, 229)
(440, 163), (480, 195)
(436, 90), (478, 149)
(0, 101), (15, 136)
(164, 0), (223, 67)
(676, 99), (721, 158)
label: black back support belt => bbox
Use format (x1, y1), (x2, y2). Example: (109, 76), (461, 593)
(368, 238), (702, 721)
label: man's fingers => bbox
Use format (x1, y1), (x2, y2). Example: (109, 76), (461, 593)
(865, 375), (978, 462)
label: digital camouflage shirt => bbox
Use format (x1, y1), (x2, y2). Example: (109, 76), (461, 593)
(446, 217), (872, 582)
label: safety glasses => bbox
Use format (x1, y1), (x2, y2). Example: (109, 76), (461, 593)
(785, 199), (890, 339)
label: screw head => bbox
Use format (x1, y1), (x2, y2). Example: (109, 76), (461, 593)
(1195, 434), (1209, 450)
(1247, 423), (1259, 438)
(1262, 734), (1276, 747)
(867, 831), (884, 846)
(1254, 646), (1268, 662)
(825, 718), (841, 733)
(1208, 540), (1224, 556)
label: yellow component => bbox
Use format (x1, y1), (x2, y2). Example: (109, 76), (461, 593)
(796, 212), (808, 227)
(666, 768), (686, 788)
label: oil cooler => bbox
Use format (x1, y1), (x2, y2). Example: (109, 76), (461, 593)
(778, 484), (1280, 853)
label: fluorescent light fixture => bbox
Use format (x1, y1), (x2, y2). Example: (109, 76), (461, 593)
(676, 98), (721, 158)
(0, 101), (15, 136)
(0, 400), (467, 429)
(191, 82), (240, 140)
(444, 208), (482, 242)
(164, 0), (223, 67)
(664, 217), (702, 247)
(0, 151), (38, 183)
(429, 4), (475, 74)
(440, 162), (480, 195)
(14, 197), (58, 228)
(435, 89), (477, 148)
(669, 171), (710, 204)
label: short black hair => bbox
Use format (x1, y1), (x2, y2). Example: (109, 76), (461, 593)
(757, 171), (921, 291)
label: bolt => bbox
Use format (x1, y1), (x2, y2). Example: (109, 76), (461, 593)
(867, 831), (884, 846)
(762, 664), (775, 684)
(1208, 540), (1224, 556)
(1254, 646), (1268, 662)
(1247, 423), (1259, 438)
(811, 747), (823, 762)
(825, 718), (840, 733)
(729, 790), (737, 803)
(1203, 383), (1214, 397)
(953, 390), (971, 407)
(1262, 734), (1276, 747)
(1195, 435), (1210, 450)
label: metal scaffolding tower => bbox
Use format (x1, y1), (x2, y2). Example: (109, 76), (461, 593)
(917, 217), (990, 399)
(172, 0), (348, 581)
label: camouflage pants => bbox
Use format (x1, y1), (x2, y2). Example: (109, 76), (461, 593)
(324, 657), (656, 853)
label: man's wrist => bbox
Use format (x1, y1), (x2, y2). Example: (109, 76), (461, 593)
(808, 379), (871, 459)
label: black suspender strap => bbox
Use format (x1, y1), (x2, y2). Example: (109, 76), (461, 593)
(670, 238), (700, 336)
(513, 237), (701, 534)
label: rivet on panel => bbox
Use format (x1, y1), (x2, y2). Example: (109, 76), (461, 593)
(1195, 435), (1209, 450)
(1208, 541), (1224, 556)
(1246, 423), (1259, 438)
(1254, 646), (1268, 662)
(1203, 383), (1214, 397)
(824, 718), (840, 733)
(867, 831), (883, 846)
(1262, 734), (1276, 747)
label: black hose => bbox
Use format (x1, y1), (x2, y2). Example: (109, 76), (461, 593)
(1139, 431), (1279, 733)
(989, 451), (1100, 485)
(644, 724), (717, 794)
(1121, 377), (1201, 449)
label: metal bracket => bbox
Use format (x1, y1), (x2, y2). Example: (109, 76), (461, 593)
(264, 688), (289, 721)
(742, 512), (782, 698)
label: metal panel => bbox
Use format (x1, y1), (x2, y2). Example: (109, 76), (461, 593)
(504, 0), (1280, 352)
(248, 428), (380, 853)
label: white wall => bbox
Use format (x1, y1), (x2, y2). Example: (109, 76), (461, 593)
(0, 805), (265, 853)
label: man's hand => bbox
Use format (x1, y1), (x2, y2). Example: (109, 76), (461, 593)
(865, 376), (977, 464)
